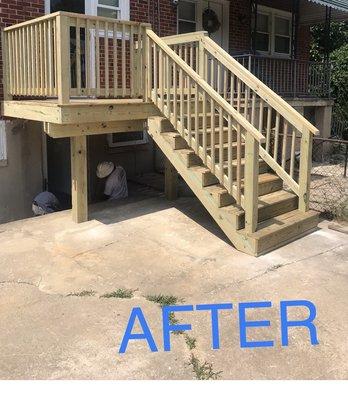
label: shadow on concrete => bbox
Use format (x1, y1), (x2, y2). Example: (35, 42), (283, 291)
(90, 179), (231, 245)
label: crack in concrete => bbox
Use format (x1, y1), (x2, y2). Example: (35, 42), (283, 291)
(0, 277), (42, 288)
(238, 243), (346, 284)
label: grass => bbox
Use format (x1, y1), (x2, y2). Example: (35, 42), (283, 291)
(66, 290), (96, 297)
(100, 288), (135, 299)
(184, 335), (197, 350)
(145, 294), (183, 307)
(188, 354), (222, 380)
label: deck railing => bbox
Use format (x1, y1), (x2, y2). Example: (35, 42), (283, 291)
(234, 54), (332, 98)
(2, 11), (150, 103)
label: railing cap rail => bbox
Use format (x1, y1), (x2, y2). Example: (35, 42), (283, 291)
(147, 29), (265, 144)
(3, 11), (151, 31)
(161, 31), (208, 45)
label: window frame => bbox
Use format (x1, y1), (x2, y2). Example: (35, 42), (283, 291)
(107, 129), (148, 148)
(254, 6), (292, 58)
(177, 0), (198, 35)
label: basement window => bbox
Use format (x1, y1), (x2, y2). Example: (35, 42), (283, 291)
(107, 130), (148, 148)
(0, 121), (8, 167)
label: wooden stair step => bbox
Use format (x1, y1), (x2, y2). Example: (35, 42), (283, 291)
(162, 132), (188, 150)
(242, 172), (282, 196)
(239, 210), (319, 256)
(207, 142), (245, 159)
(205, 184), (235, 208)
(176, 148), (202, 167)
(189, 165), (219, 186)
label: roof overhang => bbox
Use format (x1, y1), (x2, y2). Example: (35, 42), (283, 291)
(299, 0), (348, 25)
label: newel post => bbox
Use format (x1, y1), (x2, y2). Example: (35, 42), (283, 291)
(56, 13), (70, 104)
(298, 129), (313, 212)
(244, 130), (259, 234)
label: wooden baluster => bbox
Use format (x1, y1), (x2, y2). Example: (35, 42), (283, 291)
(113, 22), (118, 97)
(266, 106), (272, 153)
(76, 18), (82, 96)
(130, 25), (134, 97)
(210, 57), (215, 90)
(122, 24), (126, 97)
(35, 25), (39, 96)
(217, 62), (221, 95)
(146, 34), (152, 101)
(194, 83), (199, 153)
(189, 43), (193, 69)
(159, 49), (164, 111)
(244, 130), (259, 234)
(298, 129), (312, 212)
(26, 26), (32, 95)
(223, 67), (227, 100)
(236, 123), (242, 205)
(202, 91), (207, 164)
(274, 112), (280, 162)
(39, 23), (44, 95)
(85, 19), (91, 96)
(219, 107), (223, 182)
(227, 114), (233, 194)
(251, 92), (256, 127)
(230, 72), (234, 107)
(95, 20), (100, 97)
(290, 128), (297, 178)
(281, 121), (288, 169)
(187, 76), (192, 147)
(104, 22), (109, 98)
(210, 99), (216, 174)
(47, 20), (54, 96)
(173, 61), (178, 130)
(166, 56), (171, 118)
(153, 44), (158, 104)
(179, 62), (184, 135)
(258, 99), (264, 133)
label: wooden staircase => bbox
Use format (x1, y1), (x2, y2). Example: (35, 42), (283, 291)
(148, 115), (318, 256)
(145, 30), (319, 256)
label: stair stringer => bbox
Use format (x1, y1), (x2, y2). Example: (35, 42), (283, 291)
(148, 116), (257, 255)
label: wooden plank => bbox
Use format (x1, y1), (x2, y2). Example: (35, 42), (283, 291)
(45, 119), (145, 138)
(76, 18), (82, 96)
(298, 129), (312, 212)
(244, 132), (259, 234)
(104, 21), (109, 97)
(122, 23), (126, 97)
(113, 22), (118, 97)
(164, 158), (178, 200)
(71, 135), (88, 223)
(95, 20), (100, 96)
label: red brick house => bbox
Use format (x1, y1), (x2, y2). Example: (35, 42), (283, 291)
(0, 0), (347, 225)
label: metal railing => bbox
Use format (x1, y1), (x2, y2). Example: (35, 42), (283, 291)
(233, 54), (332, 98)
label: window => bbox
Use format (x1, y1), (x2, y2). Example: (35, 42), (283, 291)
(97, 0), (120, 19)
(254, 6), (292, 57)
(0, 121), (7, 166)
(107, 130), (148, 147)
(178, 0), (197, 34)
(46, 0), (85, 13)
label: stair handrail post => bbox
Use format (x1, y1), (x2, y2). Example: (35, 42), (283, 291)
(244, 128), (259, 234)
(298, 128), (313, 212)
(56, 13), (71, 104)
(198, 38), (205, 78)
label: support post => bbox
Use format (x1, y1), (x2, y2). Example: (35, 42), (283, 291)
(71, 135), (88, 223)
(198, 39), (205, 78)
(164, 158), (178, 201)
(1, 29), (12, 100)
(244, 131), (259, 234)
(298, 129), (312, 212)
(56, 13), (70, 104)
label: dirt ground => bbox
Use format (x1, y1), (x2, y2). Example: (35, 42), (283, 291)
(0, 189), (347, 379)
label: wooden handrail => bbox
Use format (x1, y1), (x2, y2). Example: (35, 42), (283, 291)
(146, 29), (265, 144)
(201, 36), (319, 136)
(162, 31), (208, 45)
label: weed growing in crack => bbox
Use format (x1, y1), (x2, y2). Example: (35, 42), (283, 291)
(66, 290), (96, 297)
(100, 288), (135, 299)
(188, 353), (222, 380)
(184, 335), (197, 350)
(145, 294), (184, 307)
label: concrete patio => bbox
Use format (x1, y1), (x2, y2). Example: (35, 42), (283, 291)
(0, 188), (347, 379)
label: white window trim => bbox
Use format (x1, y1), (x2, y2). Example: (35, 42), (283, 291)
(45, 1), (130, 20)
(255, 5), (292, 58)
(0, 121), (8, 167)
(107, 130), (148, 148)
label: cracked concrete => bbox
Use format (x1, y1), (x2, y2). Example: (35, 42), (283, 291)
(0, 193), (347, 379)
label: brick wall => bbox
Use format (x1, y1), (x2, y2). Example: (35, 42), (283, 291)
(0, 0), (45, 101)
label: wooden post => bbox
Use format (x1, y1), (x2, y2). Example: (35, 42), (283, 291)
(198, 38), (205, 78)
(1, 29), (12, 100)
(298, 129), (312, 212)
(71, 135), (88, 223)
(56, 13), (70, 104)
(165, 158), (178, 201)
(244, 130), (259, 234)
